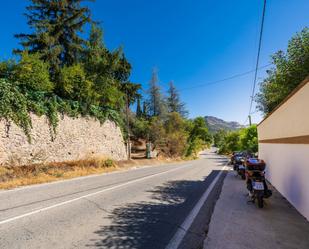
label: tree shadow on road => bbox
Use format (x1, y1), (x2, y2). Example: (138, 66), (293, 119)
(85, 170), (221, 249)
(205, 157), (228, 166)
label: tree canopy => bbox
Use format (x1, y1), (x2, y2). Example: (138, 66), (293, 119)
(15, 0), (92, 78)
(2, 0), (307, 159)
(167, 81), (188, 117)
(0, 0), (142, 140)
(214, 125), (258, 155)
(256, 27), (309, 114)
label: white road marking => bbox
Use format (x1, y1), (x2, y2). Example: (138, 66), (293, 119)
(0, 163), (192, 226)
(0, 161), (186, 195)
(165, 165), (228, 249)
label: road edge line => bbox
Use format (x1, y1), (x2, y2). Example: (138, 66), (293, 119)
(165, 165), (228, 249)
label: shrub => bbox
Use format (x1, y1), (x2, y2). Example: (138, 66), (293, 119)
(185, 138), (205, 158)
(104, 159), (114, 167)
(216, 125), (258, 155)
(131, 118), (150, 140)
(12, 52), (53, 92)
(59, 64), (93, 102)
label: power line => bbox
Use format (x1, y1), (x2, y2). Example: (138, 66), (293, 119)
(178, 63), (271, 92)
(248, 0), (267, 125)
(139, 63), (272, 106)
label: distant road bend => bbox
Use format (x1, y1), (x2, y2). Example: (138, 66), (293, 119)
(0, 149), (228, 249)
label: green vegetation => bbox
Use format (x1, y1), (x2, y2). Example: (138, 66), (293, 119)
(256, 27), (309, 114)
(214, 125), (258, 155)
(167, 81), (188, 117)
(130, 69), (212, 158)
(1, 2), (306, 160)
(14, 0), (92, 77)
(215, 27), (309, 156)
(0, 0), (212, 158)
(0, 0), (138, 141)
(185, 117), (212, 157)
(0, 78), (32, 139)
(130, 113), (212, 158)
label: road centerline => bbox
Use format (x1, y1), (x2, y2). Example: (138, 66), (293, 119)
(0, 166), (189, 213)
(0, 163), (192, 226)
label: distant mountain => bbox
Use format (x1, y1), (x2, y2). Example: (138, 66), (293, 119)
(205, 116), (244, 133)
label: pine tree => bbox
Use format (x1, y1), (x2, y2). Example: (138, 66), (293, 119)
(167, 81), (188, 117)
(142, 101), (148, 117)
(136, 96), (142, 117)
(15, 0), (93, 77)
(148, 68), (166, 117)
(84, 24), (139, 109)
(121, 82), (141, 109)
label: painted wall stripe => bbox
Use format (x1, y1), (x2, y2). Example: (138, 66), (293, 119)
(259, 135), (309, 144)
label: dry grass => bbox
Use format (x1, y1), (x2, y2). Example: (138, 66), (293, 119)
(0, 156), (184, 190)
(0, 157), (116, 189)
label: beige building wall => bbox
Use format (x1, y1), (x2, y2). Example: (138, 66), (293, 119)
(258, 78), (309, 221)
(258, 81), (309, 140)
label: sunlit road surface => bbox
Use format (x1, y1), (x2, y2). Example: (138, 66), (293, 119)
(0, 149), (228, 249)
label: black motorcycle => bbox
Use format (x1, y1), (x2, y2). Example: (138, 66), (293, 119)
(245, 158), (272, 208)
(233, 155), (246, 180)
(237, 160), (246, 180)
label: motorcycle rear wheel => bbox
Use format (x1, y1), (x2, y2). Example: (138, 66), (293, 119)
(257, 196), (264, 208)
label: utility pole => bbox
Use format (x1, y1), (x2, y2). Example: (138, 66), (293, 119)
(248, 115), (252, 126)
(125, 90), (131, 160)
(247, 0), (267, 123)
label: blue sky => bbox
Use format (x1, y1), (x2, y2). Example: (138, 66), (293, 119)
(1, 0), (309, 124)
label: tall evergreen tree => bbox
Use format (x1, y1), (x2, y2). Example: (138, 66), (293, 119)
(148, 68), (166, 117)
(136, 96), (142, 117)
(142, 101), (148, 118)
(83, 24), (139, 110)
(83, 24), (132, 86)
(121, 82), (141, 109)
(15, 0), (93, 77)
(167, 81), (188, 117)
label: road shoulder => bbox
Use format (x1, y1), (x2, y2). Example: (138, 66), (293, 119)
(203, 170), (309, 249)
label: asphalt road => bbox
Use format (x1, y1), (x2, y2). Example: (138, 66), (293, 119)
(0, 149), (228, 249)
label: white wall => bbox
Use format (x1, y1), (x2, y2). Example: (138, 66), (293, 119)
(259, 143), (309, 221)
(258, 79), (309, 221)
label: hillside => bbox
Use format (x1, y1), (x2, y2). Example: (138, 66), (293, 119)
(205, 116), (244, 133)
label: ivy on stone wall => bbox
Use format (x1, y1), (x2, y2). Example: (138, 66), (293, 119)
(0, 79), (32, 140)
(0, 78), (122, 142)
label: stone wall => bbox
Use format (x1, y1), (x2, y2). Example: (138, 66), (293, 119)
(0, 114), (127, 165)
